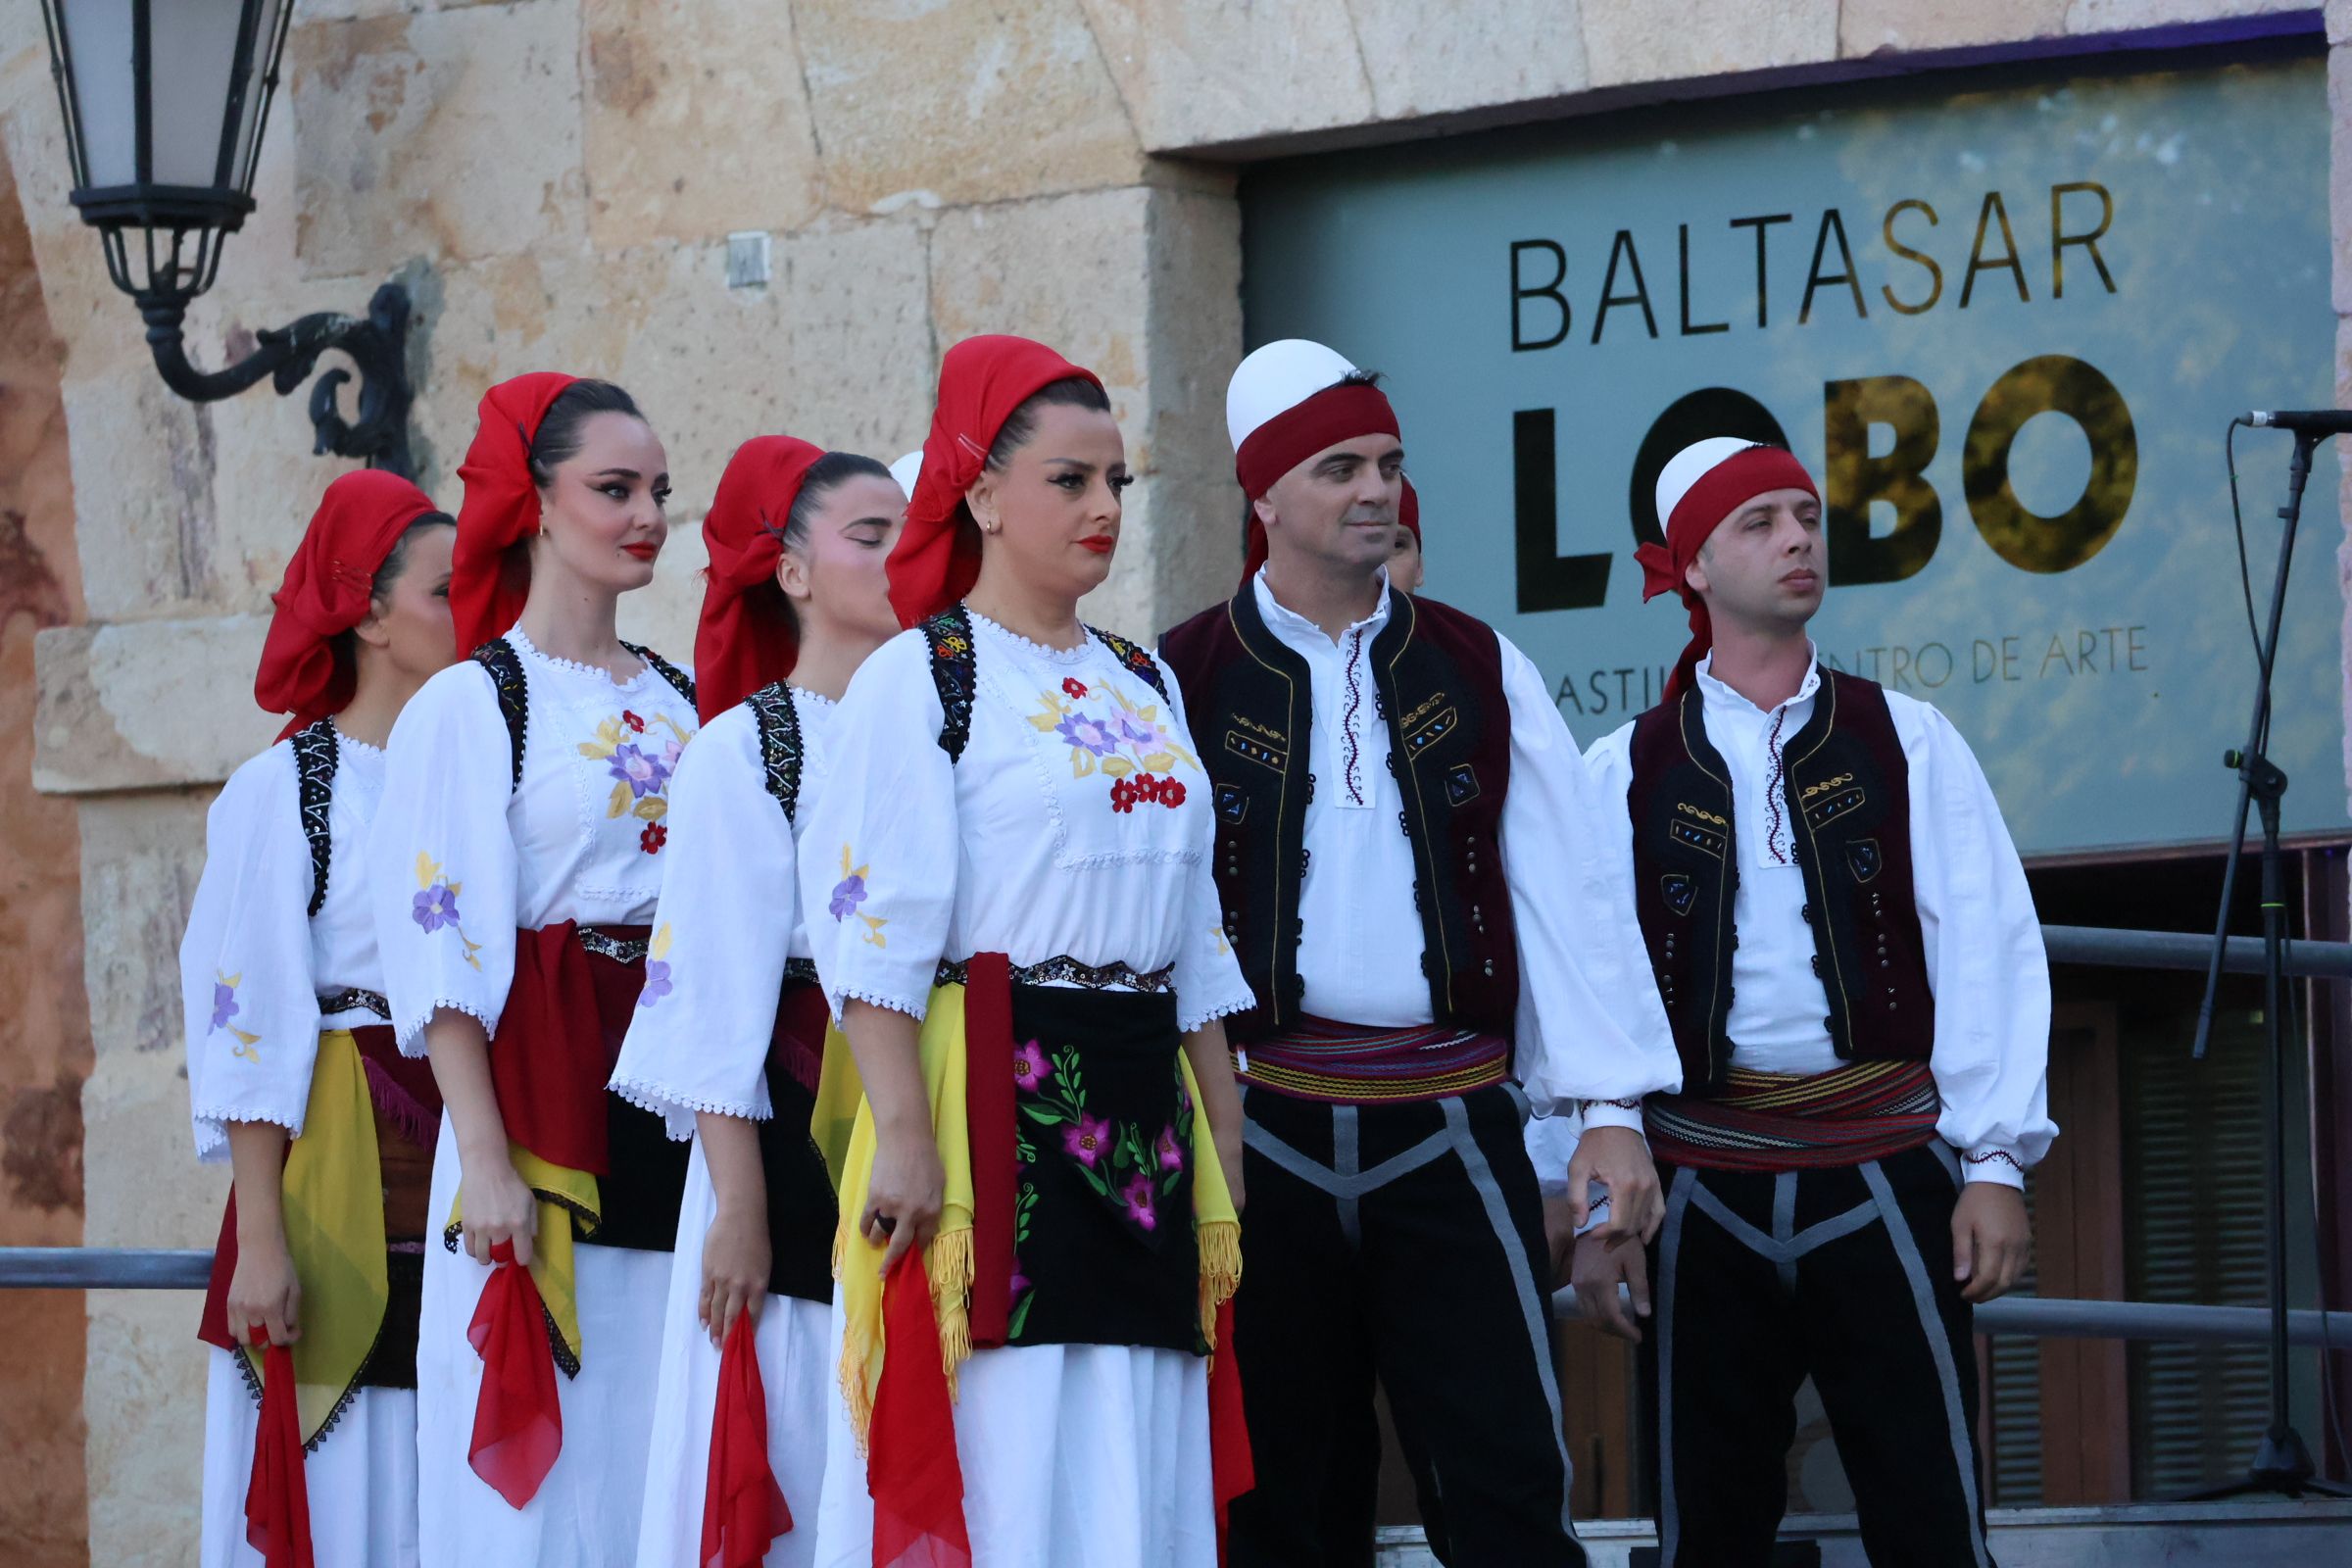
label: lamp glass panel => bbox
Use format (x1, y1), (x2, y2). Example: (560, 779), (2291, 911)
(226, 0), (295, 189)
(59, 0), (137, 187)
(147, 0), (248, 187)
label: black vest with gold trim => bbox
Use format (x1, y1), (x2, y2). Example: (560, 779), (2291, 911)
(1626, 670), (1935, 1095)
(1159, 586), (1517, 1044)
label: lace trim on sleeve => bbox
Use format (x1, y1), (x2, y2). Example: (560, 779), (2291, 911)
(395, 997), (498, 1057)
(1179, 995), (1255, 1035)
(608, 1074), (767, 1140)
(833, 985), (929, 1024)
(189, 1105), (305, 1160)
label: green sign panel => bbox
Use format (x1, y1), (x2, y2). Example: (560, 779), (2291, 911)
(1243, 51), (2344, 856)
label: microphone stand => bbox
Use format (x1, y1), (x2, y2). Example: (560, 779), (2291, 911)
(2188, 428), (2351, 1499)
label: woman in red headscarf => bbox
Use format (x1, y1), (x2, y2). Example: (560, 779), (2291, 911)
(609, 437), (906, 1568)
(797, 337), (1253, 1568)
(367, 375), (704, 1564)
(180, 468), (456, 1568)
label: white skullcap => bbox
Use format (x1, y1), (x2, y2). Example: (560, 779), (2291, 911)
(1226, 339), (1361, 452)
(1654, 438), (1763, 532)
(887, 450), (923, 497)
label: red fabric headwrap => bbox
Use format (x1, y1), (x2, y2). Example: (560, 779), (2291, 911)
(889, 335), (1102, 629)
(450, 372), (580, 658)
(254, 469), (443, 741)
(1632, 445), (1818, 704)
(695, 435), (828, 722)
(1234, 381), (1405, 586)
(1239, 473), (1420, 588)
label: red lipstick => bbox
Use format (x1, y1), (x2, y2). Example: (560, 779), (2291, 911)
(1078, 534), (1115, 556)
(621, 542), (660, 562)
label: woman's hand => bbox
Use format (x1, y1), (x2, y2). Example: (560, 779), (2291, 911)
(227, 1227), (302, 1348)
(862, 1114), (946, 1276)
(457, 1146), (537, 1267)
(700, 1203), (772, 1346)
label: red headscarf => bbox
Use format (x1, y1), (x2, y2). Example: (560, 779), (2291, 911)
(1239, 474), (1420, 586)
(1633, 442), (1818, 704)
(254, 468), (445, 741)
(694, 435), (828, 722)
(889, 335), (1102, 628)
(449, 372), (579, 657)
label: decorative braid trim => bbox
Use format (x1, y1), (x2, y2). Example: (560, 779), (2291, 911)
(1963, 1149), (2025, 1173)
(920, 606), (978, 762)
(576, 926), (650, 963)
(291, 719), (339, 917)
(746, 681), (806, 823)
(934, 954), (1176, 993)
(469, 638), (530, 791)
(621, 640), (697, 710)
(318, 987), (390, 1020)
(1084, 622), (1168, 698)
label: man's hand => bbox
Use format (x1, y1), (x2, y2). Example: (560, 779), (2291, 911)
(1951, 1181), (2031, 1304)
(1570, 1231), (1651, 1343)
(1566, 1124), (1663, 1244)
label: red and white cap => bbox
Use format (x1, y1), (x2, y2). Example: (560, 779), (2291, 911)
(1636, 437), (1819, 703)
(1227, 338), (1405, 582)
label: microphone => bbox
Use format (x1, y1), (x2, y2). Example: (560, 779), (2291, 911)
(2245, 409), (2352, 433)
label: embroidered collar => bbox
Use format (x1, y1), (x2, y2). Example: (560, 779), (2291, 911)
(508, 624), (659, 692)
(1251, 565), (1394, 652)
(1694, 642), (1822, 722)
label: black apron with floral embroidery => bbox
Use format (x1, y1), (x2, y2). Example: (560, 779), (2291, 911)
(1004, 984), (1202, 1354)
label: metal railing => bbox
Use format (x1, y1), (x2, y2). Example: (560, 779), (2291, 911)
(6, 923), (2349, 1361)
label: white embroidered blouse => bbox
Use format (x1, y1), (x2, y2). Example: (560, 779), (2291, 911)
(180, 728), (389, 1161)
(610, 687), (836, 1141)
(799, 610), (1254, 1033)
(368, 626), (701, 1055)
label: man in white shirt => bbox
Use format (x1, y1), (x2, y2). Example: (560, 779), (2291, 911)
(1160, 340), (1681, 1567)
(1577, 437), (2054, 1566)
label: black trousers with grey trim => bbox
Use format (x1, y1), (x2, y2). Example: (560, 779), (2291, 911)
(1641, 1143), (1994, 1568)
(1227, 1080), (1584, 1568)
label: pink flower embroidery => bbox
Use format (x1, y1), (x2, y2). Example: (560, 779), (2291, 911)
(1012, 1039), (1051, 1091)
(1064, 1112), (1112, 1168)
(1119, 1172), (1158, 1232)
(1155, 1125), (1185, 1173)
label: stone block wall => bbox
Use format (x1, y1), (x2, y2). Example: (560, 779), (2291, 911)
(0, 0), (2340, 1558)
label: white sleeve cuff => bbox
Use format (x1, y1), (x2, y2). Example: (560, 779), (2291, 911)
(1961, 1145), (2027, 1189)
(1579, 1101), (1647, 1134)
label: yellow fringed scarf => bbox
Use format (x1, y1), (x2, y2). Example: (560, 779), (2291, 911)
(831, 984), (1242, 1444)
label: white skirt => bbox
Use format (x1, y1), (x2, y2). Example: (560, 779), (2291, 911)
(635, 1137), (835, 1568)
(809, 1298), (1216, 1568)
(200, 1347), (420, 1568)
(416, 1117), (675, 1567)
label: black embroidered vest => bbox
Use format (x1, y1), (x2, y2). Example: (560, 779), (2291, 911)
(1625, 671), (1935, 1096)
(1159, 588), (1517, 1044)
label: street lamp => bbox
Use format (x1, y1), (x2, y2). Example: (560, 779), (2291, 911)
(39, 0), (416, 476)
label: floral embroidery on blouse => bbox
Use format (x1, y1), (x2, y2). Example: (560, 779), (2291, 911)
(210, 971), (262, 1058)
(577, 709), (692, 854)
(638, 923), (675, 1008)
(1027, 678), (1201, 810)
(410, 853), (486, 971)
(829, 845), (888, 948)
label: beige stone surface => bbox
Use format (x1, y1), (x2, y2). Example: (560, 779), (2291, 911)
(1078, 0), (1375, 152)
(2335, 41), (2352, 318)
(1840, 0), (2069, 55)
(1351, 0), (1592, 122)
(290, 2), (586, 276)
(75, 791), (218, 1568)
(2064, 0), (2312, 33)
(1581, 0), (1839, 87)
(795, 0), (1146, 212)
(583, 0), (823, 247)
(34, 617), (276, 795)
